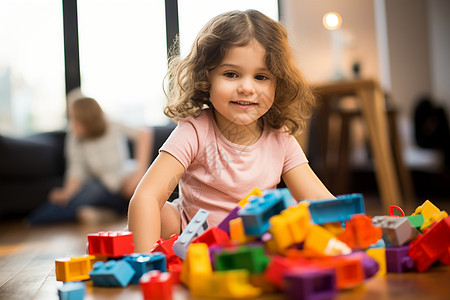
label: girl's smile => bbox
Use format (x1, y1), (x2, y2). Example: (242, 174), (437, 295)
(208, 39), (276, 144)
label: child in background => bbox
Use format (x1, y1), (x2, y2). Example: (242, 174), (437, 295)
(28, 96), (152, 225)
(128, 10), (334, 252)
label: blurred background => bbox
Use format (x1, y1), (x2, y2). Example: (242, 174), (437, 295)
(0, 0), (449, 219)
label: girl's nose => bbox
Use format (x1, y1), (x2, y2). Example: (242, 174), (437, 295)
(237, 78), (255, 95)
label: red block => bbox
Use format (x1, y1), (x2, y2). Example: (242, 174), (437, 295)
(87, 231), (134, 257)
(408, 216), (450, 272)
(168, 263), (183, 284)
(191, 227), (230, 247)
(338, 214), (382, 249)
(264, 255), (310, 288)
(151, 234), (181, 266)
(140, 270), (172, 300)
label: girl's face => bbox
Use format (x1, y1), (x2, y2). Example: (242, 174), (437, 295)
(208, 39), (276, 131)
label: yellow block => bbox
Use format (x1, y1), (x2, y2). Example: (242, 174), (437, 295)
(229, 217), (255, 245)
(304, 225), (351, 256)
(411, 200), (448, 230)
(180, 243), (212, 288)
(267, 202), (311, 253)
(366, 247), (386, 277)
(191, 270), (261, 298)
(55, 254), (95, 282)
(238, 187), (262, 207)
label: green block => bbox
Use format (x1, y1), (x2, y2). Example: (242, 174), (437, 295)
(407, 214), (425, 230)
(214, 245), (270, 274)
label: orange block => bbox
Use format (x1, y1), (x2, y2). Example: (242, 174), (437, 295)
(338, 214), (382, 249)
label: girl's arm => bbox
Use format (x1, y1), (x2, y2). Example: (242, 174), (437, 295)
(282, 163), (334, 201)
(128, 151), (185, 252)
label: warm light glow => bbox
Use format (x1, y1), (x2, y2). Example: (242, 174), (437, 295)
(323, 12), (342, 30)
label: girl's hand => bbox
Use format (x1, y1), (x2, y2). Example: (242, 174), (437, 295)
(49, 188), (71, 206)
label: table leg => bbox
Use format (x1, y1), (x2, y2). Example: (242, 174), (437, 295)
(357, 87), (402, 209)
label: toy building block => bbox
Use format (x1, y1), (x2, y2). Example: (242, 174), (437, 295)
(385, 205), (405, 217)
(55, 254), (95, 282)
(87, 231), (134, 258)
(139, 270), (172, 300)
(440, 247), (450, 265)
(408, 216), (450, 272)
(307, 193), (365, 225)
(168, 263), (183, 284)
(304, 224), (351, 256)
(359, 252), (379, 279)
(249, 273), (278, 294)
(264, 255), (311, 288)
(406, 214), (425, 231)
(238, 187), (263, 207)
(180, 243), (212, 288)
(89, 260), (135, 287)
(58, 281), (86, 300)
(372, 216), (418, 246)
(365, 247), (386, 277)
(190, 269), (262, 298)
(385, 246), (414, 273)
(229, 217), (256, 245)
(217, 206), (241, 235)
(151, 234), (181, 266)
(311, 253), (365, 289)
(284, 268), (336, 300)
(192, 227), (230, 247)
(266, 202), (311, 253)
(411, 199), (448, 230)
(237, 189), (291, 236)
(369, 238), (386, 249)
(124, 252), (167, 284)
(323, 222), (345, 236)
(214, 245), (270, 274)
(173, 209), (209, 260)
(337, 214), (382, 250)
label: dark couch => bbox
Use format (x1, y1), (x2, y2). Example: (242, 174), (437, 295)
(0, 124), (176, 219)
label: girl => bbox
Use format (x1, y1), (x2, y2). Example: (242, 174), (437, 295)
(128, 10), (333, 252)
(28, 96), (152, 225)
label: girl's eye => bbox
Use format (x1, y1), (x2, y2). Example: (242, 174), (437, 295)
(255, 74), (269, 81)
(224, 72), (238, 78)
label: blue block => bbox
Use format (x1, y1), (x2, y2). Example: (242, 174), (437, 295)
(307, 193), (365, 225)
(173, 209), (209, 259)
(124, 252), (167, 284)
(89, 260), (135, 287)
(238, 188), (291, 236)
(58, 281), (85, 300)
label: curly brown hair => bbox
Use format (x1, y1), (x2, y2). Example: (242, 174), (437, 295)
(164, 9), (315, 135)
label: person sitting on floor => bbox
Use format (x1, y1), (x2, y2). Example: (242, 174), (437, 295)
(28, 95), (152, 225)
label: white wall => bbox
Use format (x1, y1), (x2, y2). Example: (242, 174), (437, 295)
(384, 0), (431, 117)
(281, 0), (380, 83)
(427, 0), (450, 113)
(282, 0), (450, 119)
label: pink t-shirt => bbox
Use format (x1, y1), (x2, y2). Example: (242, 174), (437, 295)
(160, 109), (308, 229)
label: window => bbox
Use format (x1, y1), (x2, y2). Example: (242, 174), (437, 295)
(0, 0), (66, 135)
(77, 0), (169, 126)
(177, 0), (279, 57)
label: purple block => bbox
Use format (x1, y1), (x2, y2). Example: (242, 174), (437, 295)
(386, 245), (415, 273)
(360, 252), (379, 279)
(217, 206), (241, 235)
(284, 268), (336, 300)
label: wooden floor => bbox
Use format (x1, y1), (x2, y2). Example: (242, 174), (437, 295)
(1, 196), (450, 300)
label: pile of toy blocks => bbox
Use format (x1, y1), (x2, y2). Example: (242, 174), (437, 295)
(54, 188), (450, 300)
